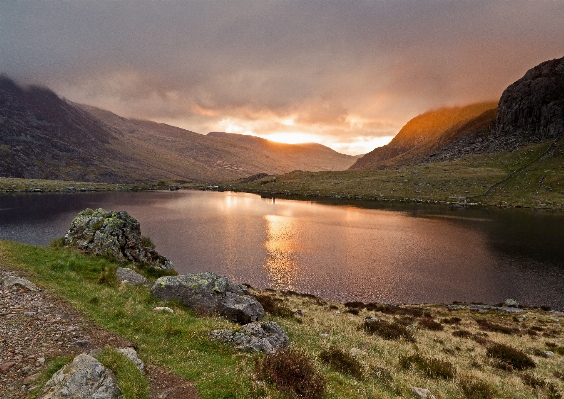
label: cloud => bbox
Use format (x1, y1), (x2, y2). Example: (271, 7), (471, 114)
(1, 1), (563, 154)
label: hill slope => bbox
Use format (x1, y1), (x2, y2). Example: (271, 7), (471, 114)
(0, 77), (357, 183)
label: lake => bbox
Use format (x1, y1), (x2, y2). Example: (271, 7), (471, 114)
(1, 190), (563, 310)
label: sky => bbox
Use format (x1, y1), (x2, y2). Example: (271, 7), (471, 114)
(1, 1), (563, 155)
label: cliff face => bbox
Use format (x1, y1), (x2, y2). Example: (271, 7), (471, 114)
(495, 56), (564, 142)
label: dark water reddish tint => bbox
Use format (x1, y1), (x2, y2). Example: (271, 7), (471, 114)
(1, 191), (563, 310)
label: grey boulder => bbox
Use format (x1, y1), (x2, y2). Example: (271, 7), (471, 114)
(37, 353), (120, 399)
(151, 272), (264, 324)
(210, 321), (290, 354)
(64, 208), (173, 270)
(116, 267), (150, 286)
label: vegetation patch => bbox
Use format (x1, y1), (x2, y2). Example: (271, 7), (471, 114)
(255, 294), (295, 318)
(486, 343), (536, 370)
(319, 346), (363, 380)
(398, 353), (456, 379)
(476, 319), (519, 335)
(96, 347), (150, 399)
(257, 349), (326, 399)
(452, 329), (474, 339)
(361, 319), (415, 342)
(459, 376), (496, 399)
(419, 317), (444, 331)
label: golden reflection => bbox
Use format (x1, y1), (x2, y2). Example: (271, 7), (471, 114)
(263, 214), (298, 290)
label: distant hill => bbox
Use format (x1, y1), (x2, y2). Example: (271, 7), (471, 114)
(207, 132), (358, 172)
(350, 102), (497, 170)
(0, 76), (357, 183)
(351, 55), (564, 170)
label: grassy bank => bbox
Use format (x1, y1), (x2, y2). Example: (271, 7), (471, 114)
(225, 140), (564, 210)
(1, 240), (563, 398)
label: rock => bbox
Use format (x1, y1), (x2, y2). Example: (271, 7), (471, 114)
(210, 321), (290, 354)
(411, 387), (436, 399)
(116, 347), (144, 371)
(64, 208), (174, 270)
(116, 267), (150, 286)
(496, 56), (564, 143)
(0, 362), (16, 372)
(504, 299), (519, 308)
(37, 353), (121, 399)
(545, 351), (555, 358)
(151, 272), (264, 324)
(153, 306), (174, 313)
(2, 276), (38, 291)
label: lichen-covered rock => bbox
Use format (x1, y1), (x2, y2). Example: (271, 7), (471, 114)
(64, 208), (173, 270)
(37, 353), (120, 399)
(116, 267), (150, 286)
(116, 347), (144, 372)
(1, 275), (38, 291)
(210, 321), (290, 354)
(151, 272), (264, 324)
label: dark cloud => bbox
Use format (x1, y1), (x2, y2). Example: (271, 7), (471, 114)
(1, 1), (563, 154)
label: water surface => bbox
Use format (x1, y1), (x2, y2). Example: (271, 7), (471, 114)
(1, 190), (563, 309)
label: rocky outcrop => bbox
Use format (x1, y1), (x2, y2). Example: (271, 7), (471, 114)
(116, 267), (150, 286)
(496, 56), (564, 143)
(37, 353), (120, 399)
(210, 321), (290, 354)
(64, 208), (174, 270)
(151, 272), (264, 324)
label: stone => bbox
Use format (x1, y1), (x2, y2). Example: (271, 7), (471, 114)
(116, 347), (144, 371)
(504, 299), (519, 308)
(64, 208), (174, 270)
(545, 351), (555, 358)
(151, 272), (264, 324)
(0, 362), (16, 372)
(116, 267), (150, 286)
(2, 276), (38, 291)
(37, 353), (120, 399)
(210, 321), (290, 354)
(411, 387), (436, 399)
(153, 306), (174, 313)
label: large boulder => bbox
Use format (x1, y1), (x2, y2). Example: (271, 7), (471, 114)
(210, 321), (290, 354)
(37, 353), (120, 399)
(151, 272), (265, 324)
(64, 208), (173, 270)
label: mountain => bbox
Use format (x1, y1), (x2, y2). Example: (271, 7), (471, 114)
(207, 132), (359, 172)
(351, 55), (564, 170)
(350, 102), (497, 170)
(0, 76), (357, 183)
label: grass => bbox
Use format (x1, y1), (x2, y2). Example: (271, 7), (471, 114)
(1, 239), (564, 398)
(96, 347), (151, 399)
(224, 139), (564, 210)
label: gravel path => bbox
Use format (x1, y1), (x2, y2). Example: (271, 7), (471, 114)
(0, 265), (199, 399)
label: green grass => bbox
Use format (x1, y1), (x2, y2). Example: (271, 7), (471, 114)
(224, 139), (564, 209)
(2, 240), (564, 398)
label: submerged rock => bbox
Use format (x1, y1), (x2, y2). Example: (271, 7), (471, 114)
(210, 321), (290, 354)
(151, 272), (264, 324)
(64, 208), (173, 270)
(37, 353), (120, 399)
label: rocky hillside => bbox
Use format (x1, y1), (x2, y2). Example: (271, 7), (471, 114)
(0, 77), (357, 183)
(350, 102), (497, 169)
(351, 55), (564, 170)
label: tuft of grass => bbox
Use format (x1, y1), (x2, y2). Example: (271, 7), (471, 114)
(419, 317), (444, 331)
(459, 376), (496, 399)
(319, 346), (364, 380)
(399, 353), (456, 379)
(140, 236), (155, 249)
(361, 319), (415, 342)
(257, 349), (325, 399)
(486, 343), (535, 370)
(49, 237), (66, 248)
(452, 329), (473, 339)
(96, 347), (150, 399)
(97, 266), (118, 286)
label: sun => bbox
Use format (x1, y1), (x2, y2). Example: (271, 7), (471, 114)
(263, 132), (321, 145)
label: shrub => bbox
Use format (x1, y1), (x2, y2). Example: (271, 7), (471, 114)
(520, 373), (545, 389)
(140, 235), (155, 249)
(255, 294), (295, 318)
(319, 346), (363, 380)
(442, 316), (462, 324)
(452, 330), (473, 339)
(419, 317), (444, 331)
(399, 353), (455, 379)
(459, 376), (495, 399)
(362, 319), (415, 342)
(486, 343), (535, 370)
(257, 349), (325, 399)
(476, 319), (518, 335)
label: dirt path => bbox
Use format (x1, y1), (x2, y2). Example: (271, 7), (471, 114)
(0, 265), (199, 399)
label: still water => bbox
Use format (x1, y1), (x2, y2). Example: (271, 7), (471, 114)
(1, 190), (563, 309)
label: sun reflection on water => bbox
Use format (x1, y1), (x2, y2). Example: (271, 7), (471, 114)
(263, 214), (298, 290)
